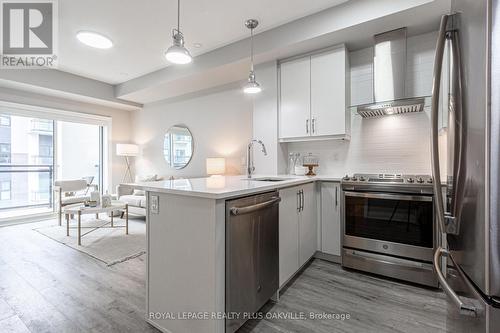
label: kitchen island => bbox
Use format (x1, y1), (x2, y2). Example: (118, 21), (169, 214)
(130, 175), (340, 333)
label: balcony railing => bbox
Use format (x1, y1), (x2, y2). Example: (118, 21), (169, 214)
(31, 155), (53, 165)
(0, 164), (53, 211)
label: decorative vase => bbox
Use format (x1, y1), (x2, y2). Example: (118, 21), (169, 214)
(101, 194), (112, 208)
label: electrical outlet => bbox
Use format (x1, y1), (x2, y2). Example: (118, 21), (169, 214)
(150, 195), (159, 214)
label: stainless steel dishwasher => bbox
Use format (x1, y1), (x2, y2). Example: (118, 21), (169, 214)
(225, 191), (280, 333)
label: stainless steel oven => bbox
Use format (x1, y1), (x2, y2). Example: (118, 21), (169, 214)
(341, 174), (438, 287)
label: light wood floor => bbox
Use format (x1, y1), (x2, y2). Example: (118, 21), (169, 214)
(0, 220), (449, 333)
(240, 260), (450, 333)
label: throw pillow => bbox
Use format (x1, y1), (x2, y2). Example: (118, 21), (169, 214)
(135, 174), (158, 182)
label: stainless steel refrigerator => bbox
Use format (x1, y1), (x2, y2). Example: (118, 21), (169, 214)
(431, 0), (500, 332)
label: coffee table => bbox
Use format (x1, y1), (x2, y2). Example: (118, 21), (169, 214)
(63, 201), (128, 245)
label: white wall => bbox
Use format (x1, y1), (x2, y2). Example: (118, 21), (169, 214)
(252, 61), (288, 175)
(132, 88), (253, 178)
(0, 87), (132, 191)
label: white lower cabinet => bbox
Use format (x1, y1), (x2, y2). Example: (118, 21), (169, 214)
(320, 182), (342, 257)
(299, 183), (317, 265)
(279, 182), (317, 287)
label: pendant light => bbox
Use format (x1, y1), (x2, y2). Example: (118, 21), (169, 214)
(243, 19), (262, 94)
(165, 0), (192, 64)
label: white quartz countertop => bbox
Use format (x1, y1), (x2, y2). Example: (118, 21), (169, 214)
(125, 175), (342, 200)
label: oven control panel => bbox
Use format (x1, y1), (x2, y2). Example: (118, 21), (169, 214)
(341, 174), (433, 186)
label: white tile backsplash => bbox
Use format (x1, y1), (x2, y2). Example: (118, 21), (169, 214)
(286, 110), (432, 177)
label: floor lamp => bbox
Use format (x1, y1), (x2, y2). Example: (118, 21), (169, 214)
(116, 143), (139, 183)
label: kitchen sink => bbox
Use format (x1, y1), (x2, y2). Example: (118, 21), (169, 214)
(245, 177), (292, 182)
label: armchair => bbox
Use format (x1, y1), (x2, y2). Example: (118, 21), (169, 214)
(54, 179), (97, 226)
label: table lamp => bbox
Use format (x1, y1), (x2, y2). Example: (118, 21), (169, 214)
(206, 157), (226, 176)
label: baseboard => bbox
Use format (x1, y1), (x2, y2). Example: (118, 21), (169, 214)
(314, 251), (342, 264)
(145, 319), (174, 333)
(0, 212), (56, 227)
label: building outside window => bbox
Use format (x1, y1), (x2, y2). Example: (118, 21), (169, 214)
(0, 180), (10, 200)
(36, 134), (53, 165)
(0, 143), (11, 164)
(0, 115), (11, 127)
(31, 119), (53, 132)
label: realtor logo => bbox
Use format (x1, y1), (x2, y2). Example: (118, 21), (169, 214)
(0, 0), (58, 68)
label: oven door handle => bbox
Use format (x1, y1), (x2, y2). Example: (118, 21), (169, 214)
(343, 191), (433, 202)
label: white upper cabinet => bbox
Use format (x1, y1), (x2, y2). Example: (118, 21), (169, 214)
(279, 44), (350, 142)
(311, 48), (348, 137)
(279, 57), (311, 139)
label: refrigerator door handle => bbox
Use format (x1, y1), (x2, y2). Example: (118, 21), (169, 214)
(446, 26), (465, 235)
(431, 14), (448, 235)
(433, 247), (477, 316)
(431, 14), (462, 235)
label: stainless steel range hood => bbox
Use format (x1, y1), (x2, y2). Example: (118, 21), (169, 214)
(355, 28), (425, 118)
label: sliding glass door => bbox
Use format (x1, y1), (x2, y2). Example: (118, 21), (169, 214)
(56, 121), (102, 191)
(0, 114), (106, 221)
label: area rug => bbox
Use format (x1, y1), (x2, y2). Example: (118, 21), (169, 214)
(33, 217), (146, 266)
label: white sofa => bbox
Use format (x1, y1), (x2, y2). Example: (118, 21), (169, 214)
(116, 175), (163, 217)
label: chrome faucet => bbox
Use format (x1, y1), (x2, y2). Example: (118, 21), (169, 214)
(246, 139), (267, 178)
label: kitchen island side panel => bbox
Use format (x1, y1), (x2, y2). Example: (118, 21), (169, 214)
(146, 191), (225, 333)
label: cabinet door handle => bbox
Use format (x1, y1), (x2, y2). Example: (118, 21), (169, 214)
(335, 187), (338, 207)
(300, 190), (304, 211)
(306, 119), (309, 134)
(297, 191), (301, 212)
(312, 118), (316, 134)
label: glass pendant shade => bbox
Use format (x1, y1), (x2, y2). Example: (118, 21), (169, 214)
(243, 71), (262, 94)
(165, 0), (192, 65)
(243, 19), (261, 94)
(165, 31), (192, 64)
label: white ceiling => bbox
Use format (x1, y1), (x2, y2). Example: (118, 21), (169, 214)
(57, 0), (348, 84)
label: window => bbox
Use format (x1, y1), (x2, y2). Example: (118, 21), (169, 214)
(0, 111), (108, 222)
(31, 119), (53, 132)
(0, 143), (10, 164)
(0, 181), (10, 200)
(0, 115), (10, 127)
(37, 135), (53, 165)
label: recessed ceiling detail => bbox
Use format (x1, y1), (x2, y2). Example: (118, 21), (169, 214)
(56, 0), (349, 84)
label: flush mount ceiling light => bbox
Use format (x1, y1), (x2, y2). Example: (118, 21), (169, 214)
(243, 19), (262, 94)
(76, 31), (113, 49)
(165, 0), (192, 64)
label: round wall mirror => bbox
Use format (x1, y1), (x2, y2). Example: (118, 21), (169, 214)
(163, 125), (194, 169)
